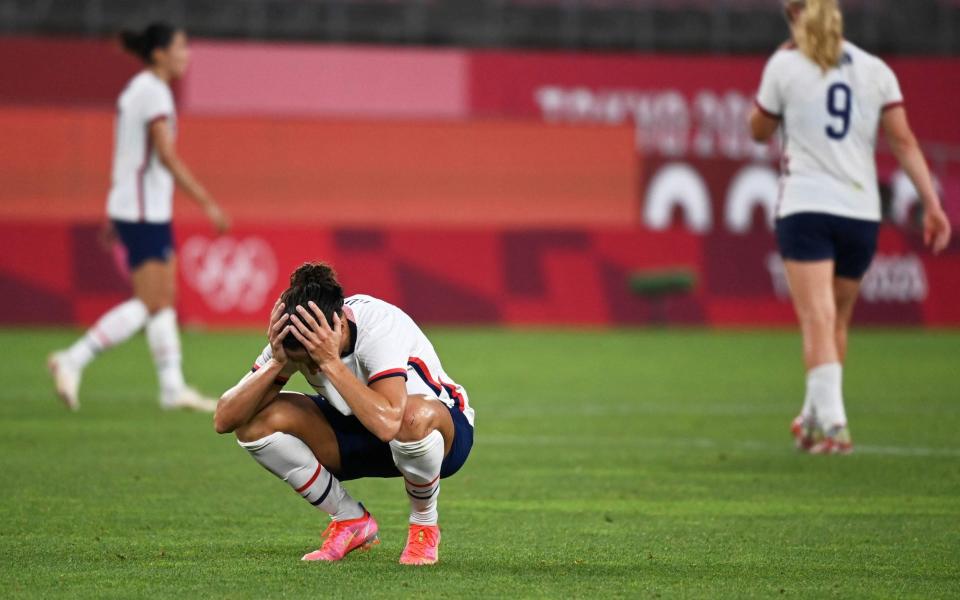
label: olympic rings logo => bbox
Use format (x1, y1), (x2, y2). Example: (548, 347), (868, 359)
(181, 236), (278, 313)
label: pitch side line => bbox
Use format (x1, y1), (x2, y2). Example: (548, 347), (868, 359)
(481, 434), (960, 457)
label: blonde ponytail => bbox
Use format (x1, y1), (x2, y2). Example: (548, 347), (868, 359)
(794, 0), (844, 71)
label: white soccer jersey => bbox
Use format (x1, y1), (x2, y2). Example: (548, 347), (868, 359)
(756, 41), (903, 222)
(251, 294), (475, 426)
(106, 71), (177, 223)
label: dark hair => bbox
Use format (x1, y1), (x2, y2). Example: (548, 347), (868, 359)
(120, 22), (179, 64)
(280, 262), (345, 352)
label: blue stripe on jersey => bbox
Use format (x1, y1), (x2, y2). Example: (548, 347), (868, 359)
(407, 360), (442, 396)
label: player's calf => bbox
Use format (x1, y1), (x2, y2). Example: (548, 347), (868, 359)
(391, 430), (444, 526)
(391, 398), (451, 523)
(238, 431), (364, 521)
(236, 408), (371, 561)
(389, 397), (453, 564)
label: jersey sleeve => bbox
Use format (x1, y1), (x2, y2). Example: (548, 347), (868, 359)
(755, 52), (786, 119)
(877, 60), (904, 111)
(139, 82), (175, 123)
(355, 317), (410, 386)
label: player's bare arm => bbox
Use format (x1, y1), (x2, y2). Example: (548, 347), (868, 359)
(214, 300), (295, 433)
(748, 106), (779, 142)
(288, 302), (407, 442)
(150, 118), (229, 234)
(881, 106), (952, 253)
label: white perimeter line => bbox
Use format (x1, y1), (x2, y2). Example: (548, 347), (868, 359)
(482, 434), (960, 458)
(854, 444), (960, 457)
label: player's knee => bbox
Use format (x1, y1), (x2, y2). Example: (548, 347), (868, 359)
(395, 398), (439, 443)
(234, 417), (269, 443)
(153, 291), (176, 314)
(234, 401), (290, 443)
(139, 294), (172, 315)
(834, 318), (850, 334)
(801, 302), (836, 330)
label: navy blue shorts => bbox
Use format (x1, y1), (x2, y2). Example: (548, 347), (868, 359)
(311, 395), (474, 482)
(775, 213), (879, 280)
(112, 220), (175, 270)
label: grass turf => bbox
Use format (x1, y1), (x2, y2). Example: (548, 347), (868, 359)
(0, 327), (958, 598)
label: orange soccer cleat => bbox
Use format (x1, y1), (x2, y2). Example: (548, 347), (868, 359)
(399, 524), (441, 566)
(301, 510), (380, 562)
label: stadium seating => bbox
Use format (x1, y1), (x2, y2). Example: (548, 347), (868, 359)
(2, 0), (957, 54)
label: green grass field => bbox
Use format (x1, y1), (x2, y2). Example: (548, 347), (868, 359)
(1, 327), (959, 598)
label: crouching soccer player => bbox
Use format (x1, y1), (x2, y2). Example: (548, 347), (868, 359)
(214, 263), (474, 565)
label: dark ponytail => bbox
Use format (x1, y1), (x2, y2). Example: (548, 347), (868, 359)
(120, 22), (178, 64)
(279, 263), (345, 352)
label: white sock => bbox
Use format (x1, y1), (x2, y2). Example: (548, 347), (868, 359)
(146, 308), (185, 401)
(390, 430), (444, 526)
(239, 432), (363, 521)
(800, 381), (815, 422)
(807, 362), (847, 430)
(64, 299), (149, 369)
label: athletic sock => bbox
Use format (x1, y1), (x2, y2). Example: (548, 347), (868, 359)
(800, 379), (816, 423)
(239, 432), (363, 521)
(390, 430), (444, 526)
(64, 298), (149, 369)
(146, 308), (185, 402)
(806, 362), (847, 430)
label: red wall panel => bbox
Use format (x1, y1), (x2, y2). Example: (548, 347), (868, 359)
(1, 221), (956, 327)
(0, 109), (637, 226)
(0, 37), (140, 108)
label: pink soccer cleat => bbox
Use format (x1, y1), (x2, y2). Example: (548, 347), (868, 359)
(809, 425), (854, 455)
(399, 524), (441, 566)
(301, 510), (380, 562)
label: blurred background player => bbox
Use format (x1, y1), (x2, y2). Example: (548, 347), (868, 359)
(748, 0), (952, 454)
(47, 22), (230, 412)
(214, 263), (475, 565)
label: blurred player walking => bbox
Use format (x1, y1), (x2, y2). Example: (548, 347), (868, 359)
(749, 0), (952, 453)
(214, 263), (475, 565)
(48, 23), (229, 412)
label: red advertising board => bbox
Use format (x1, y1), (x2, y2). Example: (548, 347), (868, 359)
(469, 51), (960, 148)
(469, 50), (960, 224)
(1, 220), (957, 328)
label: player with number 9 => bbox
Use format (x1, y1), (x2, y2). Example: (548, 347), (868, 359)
(747, 0), (952, 454)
